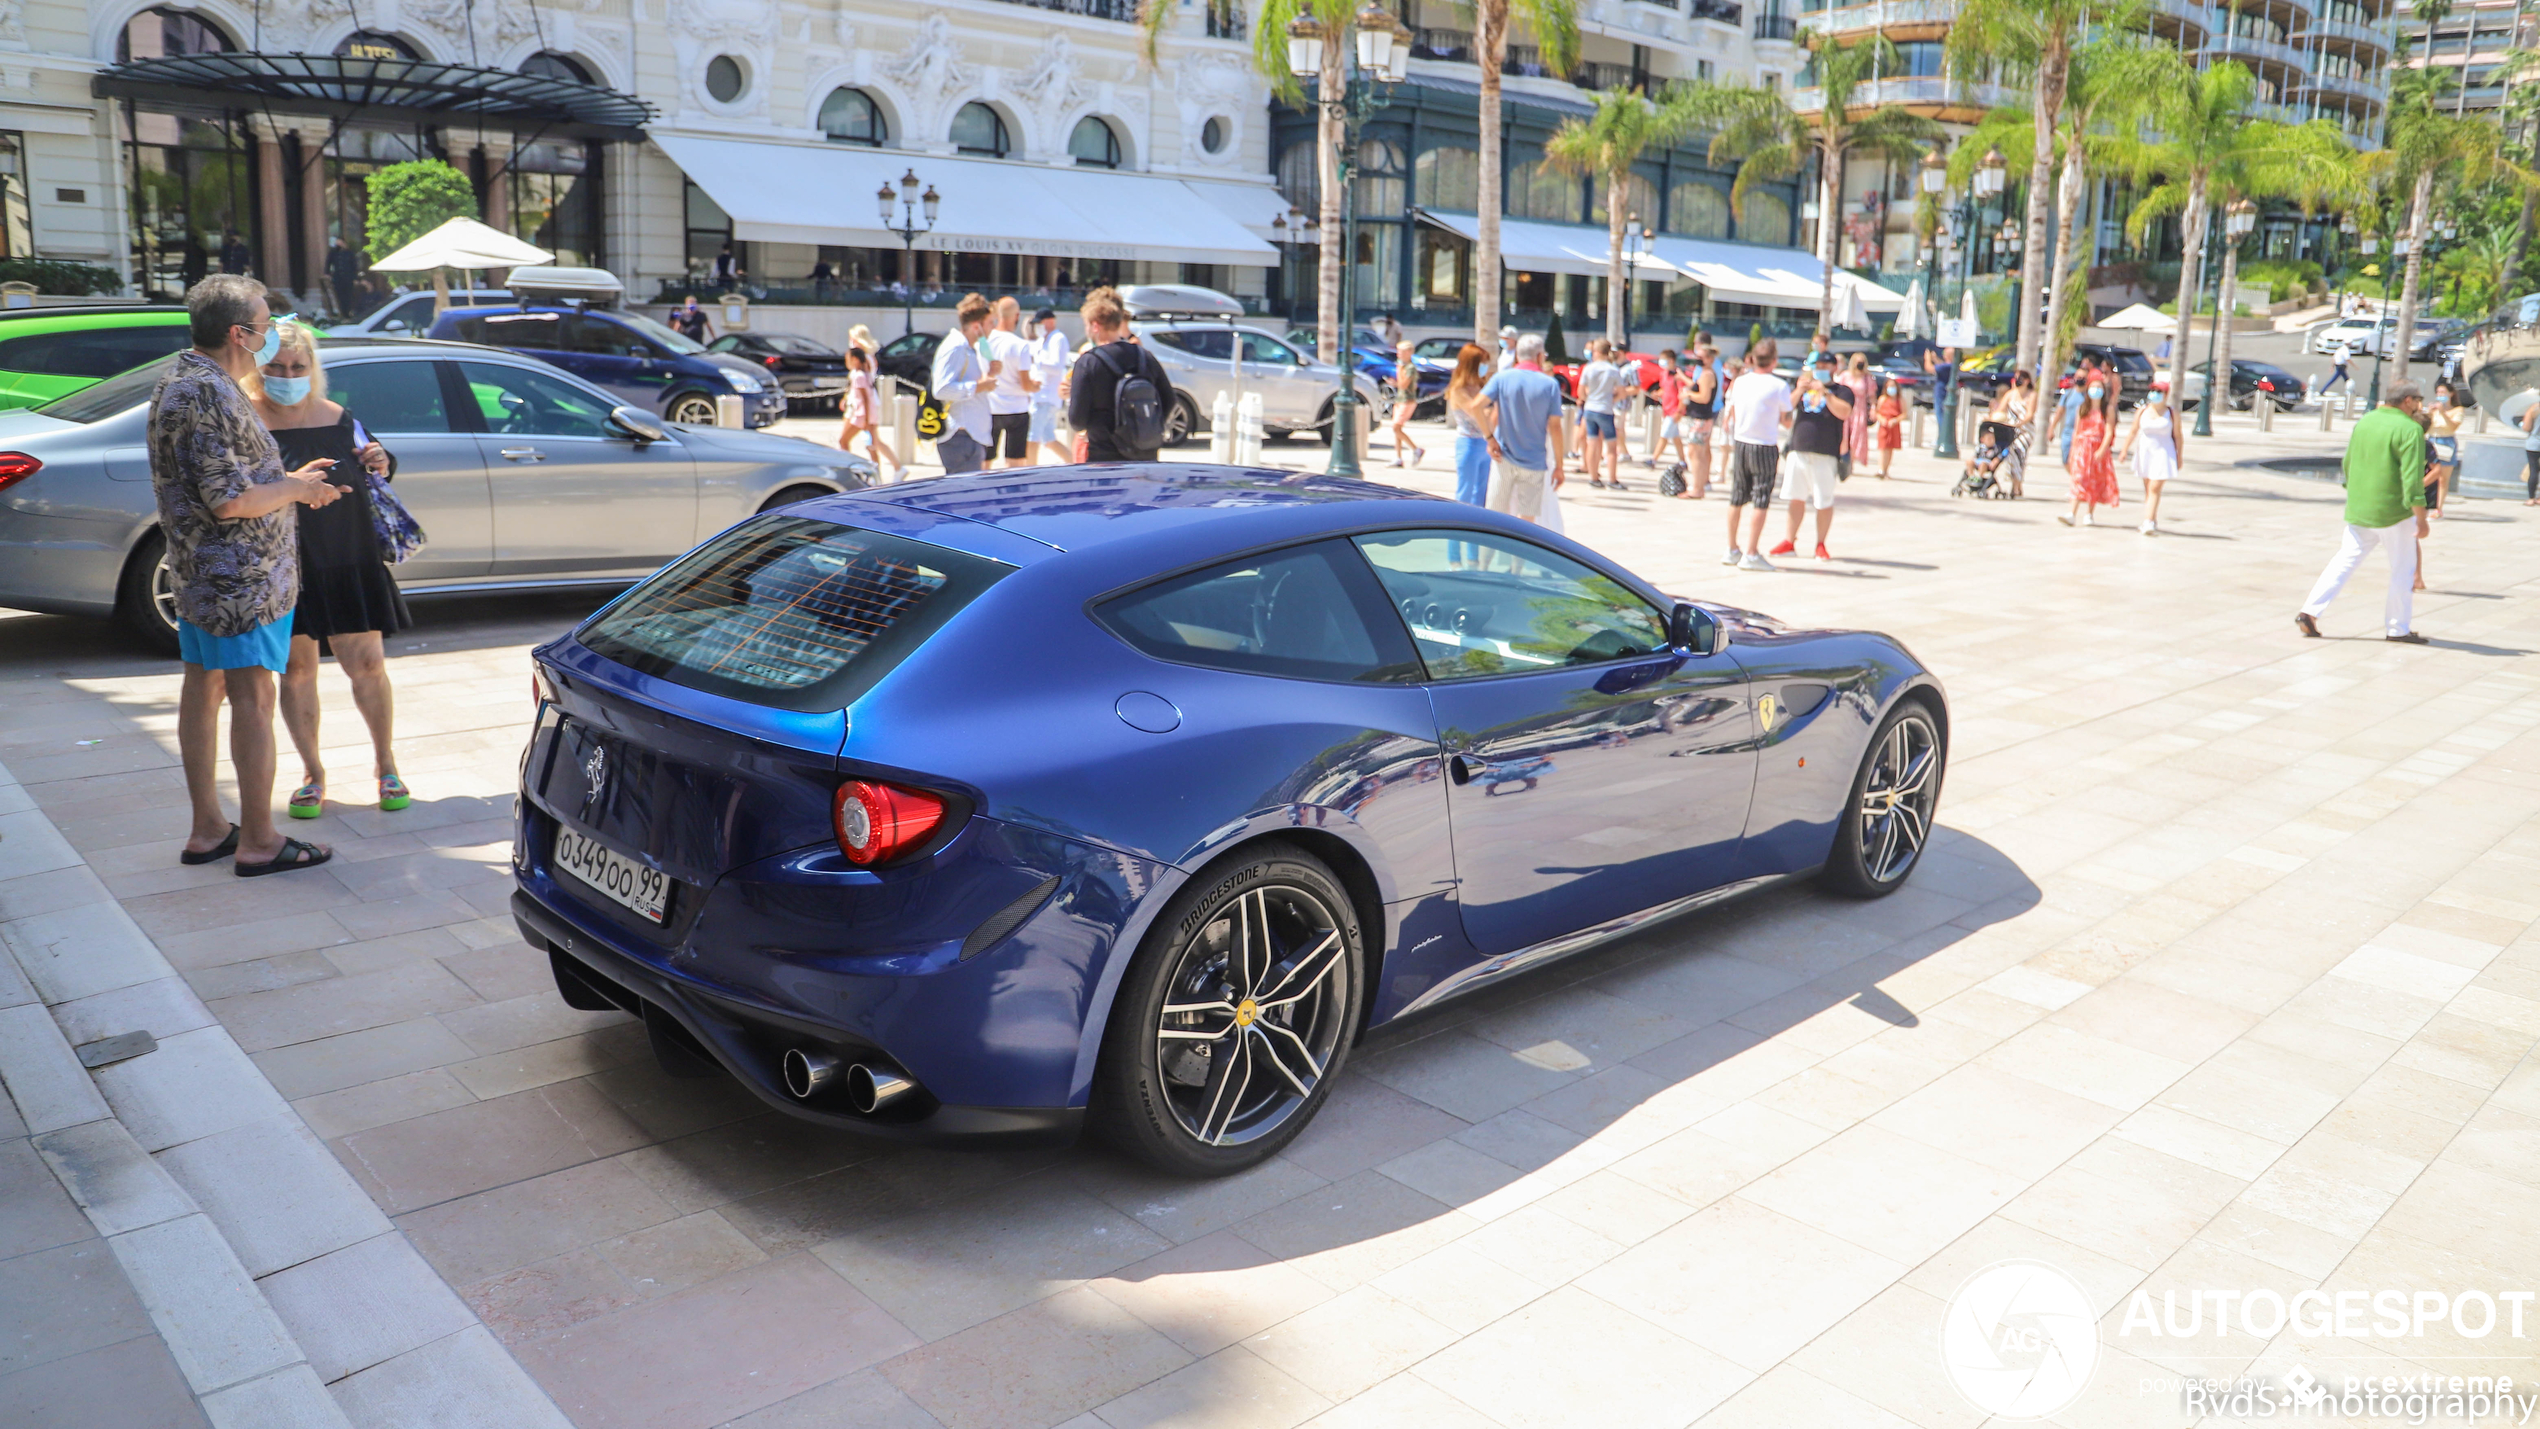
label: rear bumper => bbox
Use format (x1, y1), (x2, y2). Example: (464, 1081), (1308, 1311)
(513, 888), (1086, 1146)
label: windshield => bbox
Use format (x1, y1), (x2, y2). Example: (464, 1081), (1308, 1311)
(611, 311), (707, 355)
(34, 355), (179, 423)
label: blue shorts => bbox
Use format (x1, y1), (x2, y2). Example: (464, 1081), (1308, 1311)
(177, 615), (292, 672)
(1582, 409), (1619, 439)
(1028, 404), (1060, 444)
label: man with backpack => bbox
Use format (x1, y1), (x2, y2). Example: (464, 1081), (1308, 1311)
(1068, 286), (1171, 462)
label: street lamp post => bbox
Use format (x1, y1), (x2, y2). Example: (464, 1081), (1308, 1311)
(2368, 230), (2399, 408)
(876, 170), (940, 338)
(1622, 217), (1653, 341)
(1287, 3), (1411, 479)
(2194, 199), (2257, 438)
(1933, 145), (2005, 461)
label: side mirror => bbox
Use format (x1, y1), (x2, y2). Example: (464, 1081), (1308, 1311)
(382, 320), (406, 332)
(608, 405), (669, 444)
(1670, 602), (1721, 655)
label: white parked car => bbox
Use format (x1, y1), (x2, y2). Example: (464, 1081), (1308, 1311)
(1120, 286), (1380, 445)
(327, 289), (514, 338)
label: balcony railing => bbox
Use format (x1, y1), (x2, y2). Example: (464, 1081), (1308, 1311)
(2201, 34), (2311, 73)
(2150, 0), (2218, 41)
(997, 0), (1142, 20)
(2290, 67), (2389, 102)
(1626, 0), (1681, 10)
(1791, 75), (2017, 111)
(2296, 13), (2393, 50)
(1813, 0), (1975, 28)
(1754, 12), (1801, 40)
(1691, 0), (1746, 24)
(1574, 60), (1655, 90)
(1414, 26), (1475, 61)
(1408, 29), (1606, 80)
(1204, 3), (1246, 39)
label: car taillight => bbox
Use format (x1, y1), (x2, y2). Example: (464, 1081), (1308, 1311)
(531, 667), (557, 712)
(763, 355), (782, 367)
(2258, 379), (2275, 391)
(834, 780), (944, 865)
(0, 452), (40, 493)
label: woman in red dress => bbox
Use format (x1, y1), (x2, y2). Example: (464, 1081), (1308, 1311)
(2058, 374), (2121, 526)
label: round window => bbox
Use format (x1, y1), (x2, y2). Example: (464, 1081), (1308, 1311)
(1201, 117), (1228, 155)
(704, 55), (746, 103)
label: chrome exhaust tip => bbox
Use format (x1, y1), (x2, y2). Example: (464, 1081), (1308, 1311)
(782, 1048), (839, 1100)
(846, 1063), (916, 1114)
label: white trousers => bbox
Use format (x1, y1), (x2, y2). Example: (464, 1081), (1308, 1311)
(2301, 520), (2417, 637)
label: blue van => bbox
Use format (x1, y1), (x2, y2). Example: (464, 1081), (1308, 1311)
(428, 304), (787, 428)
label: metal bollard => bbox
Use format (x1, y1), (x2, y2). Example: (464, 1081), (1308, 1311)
(2258, 396), (2272, 433)
(2319, 397), (2333, 432)
(2476, 406), (2489, 434)
(714, 394), (744, 428)
(1912, 404), (1928, 449)
(1236, 393), (1265, 465)
(1208, 390), (1235, 464)
(892, 393), (917, 478)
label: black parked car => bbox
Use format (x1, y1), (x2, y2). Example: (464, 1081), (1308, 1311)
(1870, 338), (1940, 408)
(708, 332), (850, 412)
(873, 329), (942, 396)
(2187, 357), (2303, 412)
(2065, 343), (2157, 407)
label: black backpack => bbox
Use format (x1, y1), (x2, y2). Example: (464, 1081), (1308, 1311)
(1098, 344), (1168, 453)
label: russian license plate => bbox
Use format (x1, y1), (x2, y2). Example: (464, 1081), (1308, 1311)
(553, 827), (668, 923)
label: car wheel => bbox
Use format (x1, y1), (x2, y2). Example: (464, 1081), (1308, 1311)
(116, 528), (181, 657)
(757, 483), (834, 514)
(666, 393), (720, 425)
(1312, 398), (1337, 444)
(1093, 842), (1362, 1177)
(1818, 698), (1945, 899)
(1162, 394), (1198, 447)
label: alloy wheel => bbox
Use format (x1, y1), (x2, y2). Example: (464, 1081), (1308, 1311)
(668, 395), (719, 425)
(150, 551), (180, 638)
(1857, 712), (1939, 884)
(1154, 885), (1347, 1147)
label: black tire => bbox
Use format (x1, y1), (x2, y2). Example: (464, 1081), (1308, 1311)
(116, 528), (181, 656)
(1092, 842), (1363, 1177)
(1162, 394), (1198, 448)
(757, 483), (834, 513)
(666, 392), (720, 425)
(1818, 697), (1945, 899)
(1312, 398), (1337, 444)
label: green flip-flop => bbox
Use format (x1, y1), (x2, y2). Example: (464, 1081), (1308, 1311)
(287, 782), (323, 820)
(378, 775), (412, 812)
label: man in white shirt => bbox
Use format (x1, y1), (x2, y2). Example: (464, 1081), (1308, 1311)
(1028, 307), (1072, 464)
(1495, 325), (1519, 371)
(1717, 339), (1793, 571)
(929, 292), (998, 475)
(1577, 339), (1625, 490)
(984, 296), (1040, 469)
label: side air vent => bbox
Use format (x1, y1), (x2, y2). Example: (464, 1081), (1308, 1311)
(960, 876), (1061, 961)
(1781, 682), (1833, 719)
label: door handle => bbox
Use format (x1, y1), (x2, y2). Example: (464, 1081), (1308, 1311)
(1449, 755), (1474, 785)
(500, 447), (545, 462)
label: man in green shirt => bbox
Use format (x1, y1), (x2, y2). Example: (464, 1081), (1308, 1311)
(2297, 380), (2430, 644)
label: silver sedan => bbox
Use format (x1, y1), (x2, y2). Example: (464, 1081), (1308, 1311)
(0, 337), (874, 649)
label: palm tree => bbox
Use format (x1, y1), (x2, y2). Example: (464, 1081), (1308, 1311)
(1466, 0), (1581, 344)
(2493, 52), (2540, 296)
(2379, 61), (2512, 376)
(1145, 0), (1361, 362)
(1946, 0), (2144, 388)
(1545, 86), (1702, 347)
(2118, 61), (2359, 435)
(1700, 32), (1939, 328)
(2410, 0), (2457, 118)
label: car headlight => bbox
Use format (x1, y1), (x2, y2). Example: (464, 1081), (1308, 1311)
(720, 369), (765, 393)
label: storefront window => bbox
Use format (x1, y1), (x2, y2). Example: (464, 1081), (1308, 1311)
(1414, 146), (1478, 211)
(1589, 172), (1660, 227)
(1506, 153), (1581, 223)
(1667, 181), (1732, 238)
(1417, 226), (1470, 307)
(510, 141), (602, 268)
(1737, 191), (1791, 244)
(117, 6), (230, 62)
(686, 179), (733, 279)
(120, 108), (252, 301)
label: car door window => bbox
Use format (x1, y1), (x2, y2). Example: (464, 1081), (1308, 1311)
(1240, 333), (1300, 367)
(1352, 530), (1668, 680)
(474, 311), (567, 352)
(568, 314), (646, 357)
(1097, 540), (1421, 683)
(325, 359), (455, 433)
(458, 361), (616, 438)
(0, 324), (193, 380)
(1151, 330), (1235, 361)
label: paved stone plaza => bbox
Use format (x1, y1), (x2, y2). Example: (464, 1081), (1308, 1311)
(2, 405), (2536, 1429)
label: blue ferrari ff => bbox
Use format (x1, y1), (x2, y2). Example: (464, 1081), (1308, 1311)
(512, 466), (1947, 1176)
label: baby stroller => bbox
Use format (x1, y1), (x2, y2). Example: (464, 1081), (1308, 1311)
(1952, 418), (2029, 499)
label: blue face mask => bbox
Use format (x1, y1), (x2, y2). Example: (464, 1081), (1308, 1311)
(262, 374), (311, 406)
(242, 315), (289, 367)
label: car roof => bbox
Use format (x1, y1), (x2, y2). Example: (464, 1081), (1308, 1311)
(815, 464), (1446, 556)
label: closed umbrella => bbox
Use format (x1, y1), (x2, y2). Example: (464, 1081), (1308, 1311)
(1831, 278), (1870, 336)
(1960, 287), (1979, 339)
(1898, 278), (1925, 340)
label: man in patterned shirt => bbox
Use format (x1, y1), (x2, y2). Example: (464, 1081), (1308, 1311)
(152, 274), (346, 877)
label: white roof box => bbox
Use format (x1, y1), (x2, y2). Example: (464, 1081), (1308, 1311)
(505, 265), (625, 303)
(1120, 283), (1245, 319)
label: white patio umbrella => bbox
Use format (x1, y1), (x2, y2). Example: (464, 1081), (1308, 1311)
(1830, 277), (1870, 336)
(1959, 287), (1979, 338)
(369, 218), (553, 318)
(1898, 277), (1925, 339)
(2097, 301), (2178, 333)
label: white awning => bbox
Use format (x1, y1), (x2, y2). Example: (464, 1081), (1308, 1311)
(1186, 180), (1299, 243)
(653, 133), (1281, 268)
(1414, 210), (1904, 312)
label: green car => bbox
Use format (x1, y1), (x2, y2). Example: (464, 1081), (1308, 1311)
(0, 306), (195, 410)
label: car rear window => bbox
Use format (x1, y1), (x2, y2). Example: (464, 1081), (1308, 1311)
(576, 514), (1011, 711)
(1097, 540), (1420, 684)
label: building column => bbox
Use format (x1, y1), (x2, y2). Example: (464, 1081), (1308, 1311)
(298, 126), (329, 311)
(256, 123), (288, 288)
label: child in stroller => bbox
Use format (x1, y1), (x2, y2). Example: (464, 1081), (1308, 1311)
(1952, 373), (2035, 499)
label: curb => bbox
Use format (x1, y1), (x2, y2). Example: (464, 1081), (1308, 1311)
(0, 757), (573, 1429)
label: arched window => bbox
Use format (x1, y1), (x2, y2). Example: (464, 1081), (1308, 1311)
(819, 88), (886, 146)
(1276, 143), (1319, 210)
(1737, 190), (1792, 244)
(522, 52), (594, 84)
(1590, 172), (1661, 228)
(334, 31), (421, 61)
(116, 6), (232, 62)
(1069, 116), (1122, 168)
(1667, 181), (1731, 239)
(1504, 153), (1580, 223)
(1414, 146), (1478, 211)
(951, 103), (1010, 158)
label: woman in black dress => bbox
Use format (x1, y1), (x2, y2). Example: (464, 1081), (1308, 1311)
(251, 321), (413, 818)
